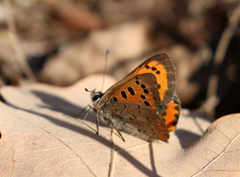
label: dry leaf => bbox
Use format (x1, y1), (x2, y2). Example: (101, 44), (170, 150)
(38, 20), (153, 86)
(0, 75), (239, 176)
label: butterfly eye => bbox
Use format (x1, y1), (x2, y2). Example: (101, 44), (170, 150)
(92, 92), (103, 102)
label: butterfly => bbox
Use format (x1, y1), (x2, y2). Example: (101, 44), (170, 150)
(89, 53), (180, 142)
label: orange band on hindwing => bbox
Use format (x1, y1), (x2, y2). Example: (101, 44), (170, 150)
(156, 94), (180, 130)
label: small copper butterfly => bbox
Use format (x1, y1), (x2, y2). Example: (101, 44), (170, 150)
(89, 53), (180, 142)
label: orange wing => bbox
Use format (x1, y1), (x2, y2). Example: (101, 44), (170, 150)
(100, 53), (180, 131)
(103, 73), (161, 110)
(105, 53), (176, 105)
(156, 94), (180, 130)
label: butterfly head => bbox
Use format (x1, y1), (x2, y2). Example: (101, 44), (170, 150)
(85, 88), (103, 107)
(91, 91), (103, 103)
(91, 90), (104, 113)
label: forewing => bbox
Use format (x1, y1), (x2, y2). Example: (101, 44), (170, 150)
(100, 73), (161, 110)
(105, 53), (176, 105)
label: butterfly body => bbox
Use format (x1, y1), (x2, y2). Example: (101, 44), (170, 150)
(91, 53), (180, 142)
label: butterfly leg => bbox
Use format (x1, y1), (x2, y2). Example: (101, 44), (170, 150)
(109, 121), (125, 142)
(76, 105), (100, 135)
(76, 104), (93, 119)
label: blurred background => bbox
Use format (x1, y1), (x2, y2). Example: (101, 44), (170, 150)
(0, 0), (239, 119)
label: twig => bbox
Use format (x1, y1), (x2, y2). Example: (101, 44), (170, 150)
(3, 0), (36, 82)
(108, 128), (115, 177)
(205, 2), (240, 118)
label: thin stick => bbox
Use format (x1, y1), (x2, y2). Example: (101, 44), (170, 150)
(205, 2), (240, 118)
(3, 0), (36, 81)
(108, 127), (115, 177)
(149, 142), (157, 175)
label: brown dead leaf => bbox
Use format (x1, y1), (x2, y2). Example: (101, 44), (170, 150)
(38, 20), (153, 86)
(47, 3), (102, 31)
(0, 75), (239, 176)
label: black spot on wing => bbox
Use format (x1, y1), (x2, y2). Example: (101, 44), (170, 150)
(144, 101), (150, 106)
(145, 65), (150, 69)
(140, 95), (146, 99)
(156, 70), (160, 75)
(141, 84), (146, 89)
(121, 91), (127, 99)
(151, 67), (157, 71)
(128, 87), (135, 95)
(143, 89), (149, 94)
(113, 97), (118, 101)
(172, 121), (178, 126)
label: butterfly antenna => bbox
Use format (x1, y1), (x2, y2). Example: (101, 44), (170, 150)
(101, 50), (109, 92)
(84, 88), (91, 92)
